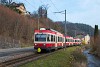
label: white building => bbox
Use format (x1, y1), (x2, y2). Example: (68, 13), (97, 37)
(82, 34), (90, 44)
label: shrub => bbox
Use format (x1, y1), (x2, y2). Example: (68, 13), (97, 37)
(72, 47), (87, 62)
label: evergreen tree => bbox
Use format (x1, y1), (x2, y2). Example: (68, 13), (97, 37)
(91, 25), (99, 53)
(94, 25), (99, 41)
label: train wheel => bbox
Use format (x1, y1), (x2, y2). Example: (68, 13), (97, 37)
(55, 47), (58, 51)
(47, 48), (51, 52)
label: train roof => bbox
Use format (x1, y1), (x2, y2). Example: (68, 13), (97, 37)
(66, 36), (73, 38)
(73, 38), (81, 40)
(34, 28), (64, 36)
(35, 30), (56, 34)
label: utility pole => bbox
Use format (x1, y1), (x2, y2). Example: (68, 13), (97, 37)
(54, 9), (67, 49)
(38, 14), (40, 30)
(64, 10), (67, 49)
(75, 30), (76, 37)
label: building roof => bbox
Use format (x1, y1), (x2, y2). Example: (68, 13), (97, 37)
(11, 2), (26, 9)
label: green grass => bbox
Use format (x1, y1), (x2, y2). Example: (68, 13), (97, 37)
(20, 46), (86, 67)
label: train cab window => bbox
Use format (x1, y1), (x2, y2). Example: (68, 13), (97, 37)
(73, 40), (74, 42)
(67, 39), (68, 42)
(70, 39), (72, 42)
(59, 37), (61, 42)
(67, 39), (69, 42)
(54, 35), (55, 42)
(58, 37), (62, 42)
(63, 38), (64, 42)
(51, 35), (53, 42)
(69, 39), (70, 42)
(66, 39), (67, 42)
(58, 37), (60, 42)
(68, 39), (70, 42)
(65, 39), (67, 42)
(66, 39), (68, 42)
(75, 40), (77, 42)
(50, 35), (55, 42)
(47, 34), (51, 42)
(62, 38), (64, 42)
(56, 36), (57, 42)
(58, 37), (61, 42)
(61, 37), (62, 42)
(71, 39), (72, 42)
(35, 34), (46, 41)
(59, 37), (60, 42)
(71, 39), (73, 42)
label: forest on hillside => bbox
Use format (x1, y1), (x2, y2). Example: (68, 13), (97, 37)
(55, 21), (94, 37)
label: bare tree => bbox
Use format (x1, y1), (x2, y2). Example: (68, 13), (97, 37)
(0, 0), (7, 5)
(38, 5), (47, 18)
(0, 0), (13, 5)
(8, 0), (12, 4)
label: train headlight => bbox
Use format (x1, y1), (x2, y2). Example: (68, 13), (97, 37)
(35, 44), (37, 46)
(43, 44), (46, 46)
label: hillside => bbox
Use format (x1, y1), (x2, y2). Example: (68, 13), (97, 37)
(0, 5), (61, 48)
(0, 5), (35, 48)
(55, 21), (94, 37)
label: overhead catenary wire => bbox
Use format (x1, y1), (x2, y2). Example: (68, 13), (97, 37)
(47, 0), (66, 20)
(24, 0), (37, 9)
(49, 0), (59, 11)
(18, 0), (60, 21)
(39, 0), (59, 21)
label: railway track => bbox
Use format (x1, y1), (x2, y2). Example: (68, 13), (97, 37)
(0, 51), (54, 67)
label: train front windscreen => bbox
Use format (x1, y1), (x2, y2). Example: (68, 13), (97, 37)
(35, 34), (46, 42)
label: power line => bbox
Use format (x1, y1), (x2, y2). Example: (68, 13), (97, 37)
(24, 0), (60, 21)
(39, 0), (59, 20)
(39, 0), (45, 5)
(24, 0), (37, 9)
(47, 0), (64, 20)
(49, 0), (59, 11)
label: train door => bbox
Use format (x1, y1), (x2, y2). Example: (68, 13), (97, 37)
(55, 35), (57, 47)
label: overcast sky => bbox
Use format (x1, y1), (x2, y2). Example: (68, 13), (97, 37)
(14, 0), (100, 28)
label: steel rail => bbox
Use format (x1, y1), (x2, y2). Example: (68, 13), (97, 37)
(0, 52), (54, 67)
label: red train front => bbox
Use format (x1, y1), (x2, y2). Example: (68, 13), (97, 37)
(34, 28), (64, 51)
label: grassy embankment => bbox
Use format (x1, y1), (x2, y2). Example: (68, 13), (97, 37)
(20, 46), (87, 67)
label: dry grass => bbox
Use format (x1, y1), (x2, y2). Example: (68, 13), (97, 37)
(71, 46), (87, 67)
(90, 36), (100, 57)
(73, 62), (87, 67)
(0, 5), (62, 48)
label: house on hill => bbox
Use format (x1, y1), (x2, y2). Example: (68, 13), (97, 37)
(9, 2), (30, 15)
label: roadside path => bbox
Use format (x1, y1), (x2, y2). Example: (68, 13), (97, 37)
(0, 47), (34, 57)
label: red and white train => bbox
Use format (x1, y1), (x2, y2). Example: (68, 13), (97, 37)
(34, 28), (81, 51)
